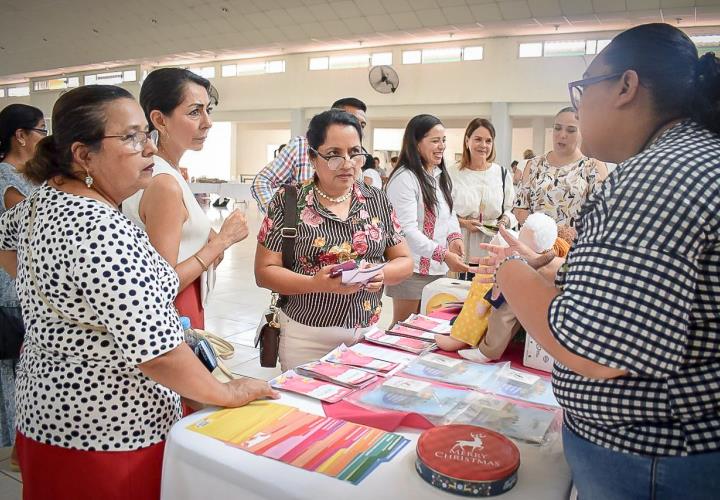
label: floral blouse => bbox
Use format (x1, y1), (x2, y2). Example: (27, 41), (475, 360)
(514, 154), (604, 227)
(258, 181), (404, 328)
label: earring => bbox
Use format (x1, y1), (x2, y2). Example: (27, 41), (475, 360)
(84, 172), (94, 188)
(19, 140), (26, 147)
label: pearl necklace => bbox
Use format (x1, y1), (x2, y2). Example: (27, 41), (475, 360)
(314, 186), (352, 203)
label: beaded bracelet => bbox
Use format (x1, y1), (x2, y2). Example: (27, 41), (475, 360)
(492, 254), (528, 284)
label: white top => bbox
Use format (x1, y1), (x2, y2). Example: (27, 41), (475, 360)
(0, 185), (183, 450)
(363, 168), (383, 188)
(448, 163), (517, 260)
(123, 155), (212, 262)
(385, 166), (462, 275)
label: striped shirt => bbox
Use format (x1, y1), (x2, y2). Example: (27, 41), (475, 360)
(549, 120), (720, 456)
(251, 136), (313, 213)
(258, 181), (404, 328)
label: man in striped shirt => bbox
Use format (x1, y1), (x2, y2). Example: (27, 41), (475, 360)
(251, 97), (369, 212)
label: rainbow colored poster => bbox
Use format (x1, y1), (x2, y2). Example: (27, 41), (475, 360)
(187, 401), (409, 485)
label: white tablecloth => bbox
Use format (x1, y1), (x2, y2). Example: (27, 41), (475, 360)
(161, 393), (572, 500)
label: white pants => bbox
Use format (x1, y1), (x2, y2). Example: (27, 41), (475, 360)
(277, 310), (372, 372)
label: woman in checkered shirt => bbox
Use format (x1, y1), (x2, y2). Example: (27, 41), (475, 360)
(478, 23), (720, 499)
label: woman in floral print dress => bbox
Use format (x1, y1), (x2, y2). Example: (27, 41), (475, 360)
(514, 107), (607, 234)
(255, 109), (412, 371)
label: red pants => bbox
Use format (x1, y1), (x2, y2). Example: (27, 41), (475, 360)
(16, 432), (165, 500)
(175, 278), (204, 329)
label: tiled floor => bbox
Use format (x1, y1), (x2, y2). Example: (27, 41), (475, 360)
(0, 200), (396, 497)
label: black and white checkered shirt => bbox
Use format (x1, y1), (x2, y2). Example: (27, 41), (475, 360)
(549, 120), (720, 456)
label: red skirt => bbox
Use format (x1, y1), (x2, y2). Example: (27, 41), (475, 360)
(16, 432), (165, 500)
(175, 277), (204, 329)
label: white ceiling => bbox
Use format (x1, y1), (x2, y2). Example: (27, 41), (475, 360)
(1, 0), (720, 82)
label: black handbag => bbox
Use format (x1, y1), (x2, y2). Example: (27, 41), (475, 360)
(0, 305), (24, 360)
(254, 184), (297, 367)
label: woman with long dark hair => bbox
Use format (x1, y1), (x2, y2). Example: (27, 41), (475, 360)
(385, 114), (468, 324)
(478, 23), (720, 498)
(123, 68), (248, 328)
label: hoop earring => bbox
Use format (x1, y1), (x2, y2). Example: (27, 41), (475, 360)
(84, 171), (94, 188)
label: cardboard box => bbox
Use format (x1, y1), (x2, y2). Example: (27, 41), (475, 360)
(523, 336), (554, 373)
(420, 278), (471, 315)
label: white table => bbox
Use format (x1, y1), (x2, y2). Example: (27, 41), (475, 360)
(161, 393), (572, 500)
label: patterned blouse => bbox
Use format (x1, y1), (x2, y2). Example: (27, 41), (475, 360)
(514, 154), (604, 227)
(0, 185), (183, 451)
(258, 181), (404, 329)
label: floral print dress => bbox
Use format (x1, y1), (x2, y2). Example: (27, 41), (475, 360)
(258, 181), (404, 329)
(514, 154), (604, 227)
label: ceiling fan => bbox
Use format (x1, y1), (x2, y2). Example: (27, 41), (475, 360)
(368, 65), (399, 94)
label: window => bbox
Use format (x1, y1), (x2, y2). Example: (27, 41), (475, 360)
(543, 40), (586, 57)
(402, 50), (421, 64)
(83, 70), (136, 85)
(8, 86), (30, 97)
(67, 77), (80, 87)
(463, 46), (484, 61)
(422, 47), (462, 64)
(33, 77), (81, 91)
(236, 62), (266, 76)
(691, 34), (720, 47)
(328, 54), (369, 69)
(585, 40), (597, 55)
(519, 42), (543, 58)
(221, 64), (237, 77)
(0, 89), (5, 98)
(189, 66), (215, 79)
(371, 52), (392, 66)
(597, 39), (611, 52)
(309, 56), (329, 70)
(34, 81), (49, 91)
(266, 60), (285, 73)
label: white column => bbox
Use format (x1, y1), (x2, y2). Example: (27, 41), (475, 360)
(290, 108), (305, 138)
(364, 124), (374, 155)
(491, 102), (511, 168)
(532, 117), (546, 156)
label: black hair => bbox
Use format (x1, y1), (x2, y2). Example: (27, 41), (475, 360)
(140, 68), (219, 132)
(24, 85), (134, 183)
(0, 104), (45, 160)
(388, 114), (453, 212)
(331, 97), (367, 112)
(601, 23), (720, 134)
(555, 106), (577, 118)
(306, 109), (363, 153)
(511, 160), (519, 168)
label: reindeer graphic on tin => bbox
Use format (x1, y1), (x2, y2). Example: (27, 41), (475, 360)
(449, 432), (486, 454)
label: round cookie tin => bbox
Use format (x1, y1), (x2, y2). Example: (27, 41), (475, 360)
(415, 424), (520, 497)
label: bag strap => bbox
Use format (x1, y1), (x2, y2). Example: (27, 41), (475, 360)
(27, 197), (107, 333)
(500, 165), (507, 212)
(281, 184), (297, 269)
(276, 184), (298, 309)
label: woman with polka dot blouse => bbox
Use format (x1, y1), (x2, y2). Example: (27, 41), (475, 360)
(0, 85), (278, 500)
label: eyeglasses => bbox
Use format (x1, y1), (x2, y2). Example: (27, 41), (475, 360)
(309, 147), (369, 170)
(102, 129), (158, 152)
(26, 128), (48, 136)
(568, 72), (623, 109)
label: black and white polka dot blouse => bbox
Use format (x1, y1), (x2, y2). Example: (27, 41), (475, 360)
(0, 184), (183, 451)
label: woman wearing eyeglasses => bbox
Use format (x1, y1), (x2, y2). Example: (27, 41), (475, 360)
(478, 23), (720, 499)
(255, 109), (413, 371)
(0, 86), (277, 500)
(0, 103), (45, 467)
(123, 68), (248, 329)
(514, 107), (607, 236)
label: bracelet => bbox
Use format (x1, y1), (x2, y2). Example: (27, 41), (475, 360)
(193, 254), (209, 272)
(492, 254), (528, 284)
